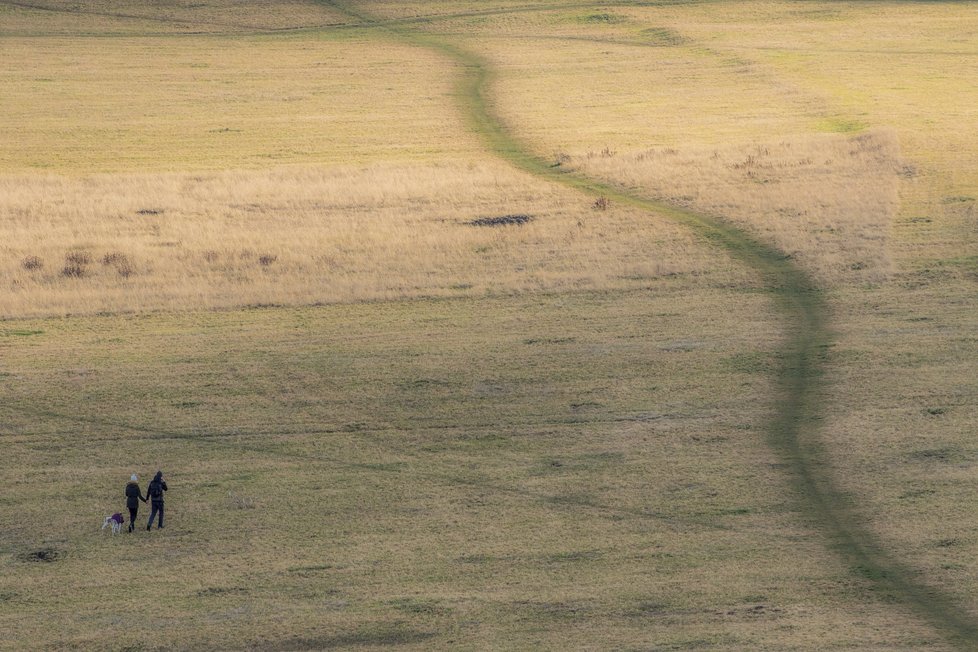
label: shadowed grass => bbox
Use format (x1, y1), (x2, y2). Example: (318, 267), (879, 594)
(5, 290), (885, 650)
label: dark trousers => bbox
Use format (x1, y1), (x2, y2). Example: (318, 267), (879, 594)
(128, 506), (139, 532)
(147, 501), (164, 529)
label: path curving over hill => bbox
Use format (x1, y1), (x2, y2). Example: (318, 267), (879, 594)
(324, 1), (978, 647)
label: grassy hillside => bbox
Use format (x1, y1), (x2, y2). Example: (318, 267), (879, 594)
(1, 1), (977, 650)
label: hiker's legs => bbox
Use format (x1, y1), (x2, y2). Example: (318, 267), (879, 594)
(147, 503), (159, 530)
(157, 503), (164, 528)
(128, 507), (138, 532)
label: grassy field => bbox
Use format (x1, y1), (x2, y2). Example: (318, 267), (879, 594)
(0, 30), (474, 171)
(2, 0), (978, 650)
(0, 292), (945, 650)
(0, 162), (735, 317)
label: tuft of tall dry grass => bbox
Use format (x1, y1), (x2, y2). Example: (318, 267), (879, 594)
(569, 130), (903, 286)
(0, 162), (744, 318)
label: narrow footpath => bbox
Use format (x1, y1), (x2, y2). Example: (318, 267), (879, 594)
(326, 1), (978, 647)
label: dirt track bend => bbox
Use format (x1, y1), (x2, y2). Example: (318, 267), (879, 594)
(322, 1), (978, 647)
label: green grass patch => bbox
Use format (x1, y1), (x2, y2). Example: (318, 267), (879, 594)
(640, 27), (687, 46)
(576, 12), (628, 25)
(815, 117), (869, 133)
(1, 329), (44, 337)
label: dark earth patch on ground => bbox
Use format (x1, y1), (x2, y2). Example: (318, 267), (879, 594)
(467, 214), (533, 227)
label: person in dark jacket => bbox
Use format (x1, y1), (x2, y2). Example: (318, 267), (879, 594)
(146, 471), (168, 531)
(125, 474), (147, 533)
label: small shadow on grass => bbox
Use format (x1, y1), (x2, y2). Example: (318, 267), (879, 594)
(256, 625), (436, 651)
(19, 547), (62, 563)
(467, 214), (532, 227)
(197, 586), (249, 597)
(545, 549), (603, 564)
(510, 599), (593, 622)
(909, 447), (971, 463)
(387, 597), (452, 616)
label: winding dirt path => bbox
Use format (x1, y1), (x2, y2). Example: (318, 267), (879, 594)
(323, 1), (978, 647)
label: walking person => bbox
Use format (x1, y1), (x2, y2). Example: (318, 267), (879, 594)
(125, 474), (147, 533)
(145, 471), (168, 531)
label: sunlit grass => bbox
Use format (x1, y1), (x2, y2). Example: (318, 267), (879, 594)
(566, 130), (901, 285)
(0, 31), (476, 173)
(0, 0), (346, 35)
(1, 162), (736, 317)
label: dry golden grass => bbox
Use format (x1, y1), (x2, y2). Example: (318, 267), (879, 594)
(429, 1), (975, 285)
(470, 32), (821, 155)
(411, 25), (904, 287)
(0, 0), (346, 35)
(639, 0), (978, 270)
(568, 130), (902, 285)
(1, 12), (742, 319)
(0, 31), (476, 173)
(0, 162), (738, 317)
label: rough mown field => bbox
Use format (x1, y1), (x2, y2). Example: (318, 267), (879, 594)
(1, 1), (977, 650)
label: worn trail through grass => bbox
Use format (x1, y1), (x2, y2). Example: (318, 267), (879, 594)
(322, 1), (978, 646)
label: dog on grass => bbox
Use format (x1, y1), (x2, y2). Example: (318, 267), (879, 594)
(102, 512), (124, 534)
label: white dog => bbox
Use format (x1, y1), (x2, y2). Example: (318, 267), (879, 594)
(102, 512), (124, 534)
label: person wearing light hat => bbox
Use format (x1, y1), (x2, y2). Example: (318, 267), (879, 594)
(124, 474), (147, 533)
